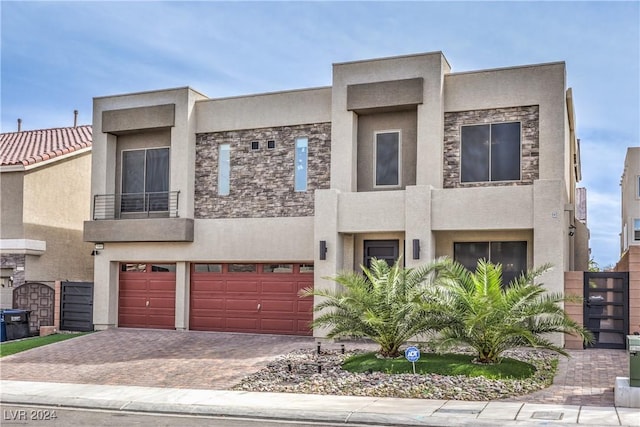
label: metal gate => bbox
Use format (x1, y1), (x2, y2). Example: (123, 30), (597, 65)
(12, 282), (54, 334)
(60, 281), (94, 332)
(584, 272), (629, 349)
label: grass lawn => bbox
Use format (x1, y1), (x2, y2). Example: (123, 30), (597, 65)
(0, 333), (91, 357)
(342, 352), (536, 380)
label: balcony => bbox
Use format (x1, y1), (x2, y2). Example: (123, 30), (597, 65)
(93, 191), (180, 220)
(85, 191), (193, 243)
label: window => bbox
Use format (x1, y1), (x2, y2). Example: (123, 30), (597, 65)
(295, 137), (308, 192)
(461, 122), (520, 183)
(267, 140), (276, 149)
(121, 148), (169, 213)
(637, 176), (640, 199)
(263, 264), (293, 273)
(194, 264), (222, 273)
(454, 241), (527, 286)
(251, 141), (259, 150)
(634, 219), (640, 241)
(228, 264), (256, 273)
(218, 144), (230, 196)
(374, 131), (401, 187)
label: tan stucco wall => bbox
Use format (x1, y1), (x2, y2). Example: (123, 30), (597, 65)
(0, 171), (25, 238)
(356, 110), (417, 192)
(621, 147), (640, 253)
(444, 62), (567, 186)
(92, 87), (208, 221)
(91, 216), (314, 329)
(331, 52), (450, 192)
(195, 87), (331, 133)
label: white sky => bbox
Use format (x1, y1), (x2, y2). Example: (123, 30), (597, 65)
(1, 0), (638, 268)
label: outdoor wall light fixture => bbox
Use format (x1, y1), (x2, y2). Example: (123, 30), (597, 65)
(319, 240), (327, 260)
(568, 225), (576, 237)
(91, 243), (104, 256)
(412, 239), (420, 260)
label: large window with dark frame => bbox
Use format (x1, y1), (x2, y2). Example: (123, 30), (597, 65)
(121, 147), (169, 213)
(461, 122), (521, 183)
(374, 130), (401, 187)
(454, 241), (527, 286)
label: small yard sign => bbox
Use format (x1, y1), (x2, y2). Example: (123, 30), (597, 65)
(405, 346), (420, 374)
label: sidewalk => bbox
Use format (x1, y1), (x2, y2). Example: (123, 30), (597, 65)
(1, 380), (638, 427)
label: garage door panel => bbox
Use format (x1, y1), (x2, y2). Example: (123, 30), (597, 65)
(261, 318), (295, 333)
(261, 281), (297, 293)
(120, 279), (147, 291)
(261, 300), (295, 313)
(226, 298), (259, 311)
(149, 279), (176, 292)
(190, 263), (313, 335)
(119, 263), (176, 329)
(226, 281), (259, 293)
(191, 298), (224, 310)
(192, 280), (225, 292)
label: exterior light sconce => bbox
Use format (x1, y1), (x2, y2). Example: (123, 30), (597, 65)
(92, 243), (104, 256)
(568, 225), (576, 237)
(319, 240), (327, 260)
(412, 239), (420, 260)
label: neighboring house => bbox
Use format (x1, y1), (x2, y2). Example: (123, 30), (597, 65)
(616, 147), (640, 335)
(0, 123), (94, 330)
(84, 52), (588, 346)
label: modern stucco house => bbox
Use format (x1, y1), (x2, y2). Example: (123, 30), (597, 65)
(84, 52), (588, 343)
(616, 146), (640, 335)
(0, 122), (94, 330)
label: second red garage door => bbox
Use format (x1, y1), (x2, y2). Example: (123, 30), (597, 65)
(190, 263), (313, 335)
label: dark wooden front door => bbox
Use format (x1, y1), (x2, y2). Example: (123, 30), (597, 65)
(364, 240), (400, 269)
(584, 272), (629, 349)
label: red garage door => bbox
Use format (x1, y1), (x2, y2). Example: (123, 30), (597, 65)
(190, 263), (313, 335)
(119, 263), (176, 329)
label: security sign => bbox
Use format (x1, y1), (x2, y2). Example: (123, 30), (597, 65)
(404, 346), (420, 362)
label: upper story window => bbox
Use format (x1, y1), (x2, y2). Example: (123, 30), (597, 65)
(461, 122), (521, 183)
(295, 137), (308, 192)
(218, 143), (230, 196)
(637, 176), (640, 198)
(634, 219), (640, 241)
(121, 147), (169, 213)
(374, 130), (401, 187)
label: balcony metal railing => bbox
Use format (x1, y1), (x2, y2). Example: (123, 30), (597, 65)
(93, 191), (180, 220)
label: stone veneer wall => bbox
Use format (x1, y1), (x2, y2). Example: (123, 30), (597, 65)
(443, 106), (539, 189)
(195, 123), (331, 218)
(0, 254), (26, 288)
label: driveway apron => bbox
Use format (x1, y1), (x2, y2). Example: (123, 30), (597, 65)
(0, 329), (629, 407)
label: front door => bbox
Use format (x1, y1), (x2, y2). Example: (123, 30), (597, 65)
(583, 272), (629, 349)
(364, 240), (400, 269)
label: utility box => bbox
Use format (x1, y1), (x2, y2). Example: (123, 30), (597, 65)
(629, 335), (640, 387)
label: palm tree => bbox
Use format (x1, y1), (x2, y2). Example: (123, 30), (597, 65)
(300, 257), (454, 358)
(424, 260), (594, 364)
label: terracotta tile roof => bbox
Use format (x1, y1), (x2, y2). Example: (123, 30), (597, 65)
(0, 125), (92, 167)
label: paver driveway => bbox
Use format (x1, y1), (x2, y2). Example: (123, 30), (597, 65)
(0, 329), (629, 407)
(0, 329), (341, 389)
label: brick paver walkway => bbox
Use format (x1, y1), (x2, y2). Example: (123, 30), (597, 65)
(0, 329), (629, 406)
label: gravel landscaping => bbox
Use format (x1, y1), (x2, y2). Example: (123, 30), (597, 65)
(232, 346), (559, 400)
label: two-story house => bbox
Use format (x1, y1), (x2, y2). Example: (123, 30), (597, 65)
(1, 122), (94, 331)
(84, 52), (588, 345)
(617, 147), (640, 334)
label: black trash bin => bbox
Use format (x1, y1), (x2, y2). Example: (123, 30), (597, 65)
(1, 309), (31, 341)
